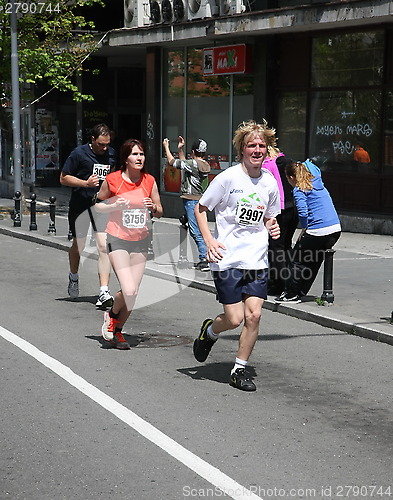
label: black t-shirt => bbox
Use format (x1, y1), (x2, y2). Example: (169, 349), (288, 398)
(62, 143), (116, 211)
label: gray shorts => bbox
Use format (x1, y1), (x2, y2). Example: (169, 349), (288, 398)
(107, 234), (149, 254)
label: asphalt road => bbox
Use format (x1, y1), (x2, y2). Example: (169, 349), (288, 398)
(1, 235), (392, 500)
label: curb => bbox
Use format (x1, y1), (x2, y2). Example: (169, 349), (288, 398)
(1, 224), (393, 346)
(264, 302), (393, 347)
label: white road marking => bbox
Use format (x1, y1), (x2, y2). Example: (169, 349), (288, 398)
(0, 326), (263, 500)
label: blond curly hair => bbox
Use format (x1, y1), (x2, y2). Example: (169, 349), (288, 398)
(232, 119), (279, 160)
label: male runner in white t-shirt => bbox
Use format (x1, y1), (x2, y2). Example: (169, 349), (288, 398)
(194, 119), (281, 391)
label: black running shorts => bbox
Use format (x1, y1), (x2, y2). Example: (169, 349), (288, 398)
(68, 207), (108, 238)
(212, 268), (268, 304)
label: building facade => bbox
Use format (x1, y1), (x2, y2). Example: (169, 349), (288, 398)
(1, 0), (392, 233)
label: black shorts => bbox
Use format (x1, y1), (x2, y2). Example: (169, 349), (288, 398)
(68, 207), (108, 238)
(212, 268), (268, 304)
(107, 234), (149, 254)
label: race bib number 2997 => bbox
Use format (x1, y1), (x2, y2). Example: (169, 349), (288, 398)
(235, 201), (265, 226)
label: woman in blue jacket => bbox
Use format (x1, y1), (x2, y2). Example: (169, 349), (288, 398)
(275, 159), (341, 303)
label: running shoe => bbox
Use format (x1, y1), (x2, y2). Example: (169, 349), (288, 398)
(274, 291), (301, 304)
(96, 290), (114, 308)
(110, 331), (130, 350)
(194, 259), (210, 272)
(230, 368), (256, 392)
(193, 319), (215, 362)
(68, 276), (79, 299)
(101, 311), (119, 341)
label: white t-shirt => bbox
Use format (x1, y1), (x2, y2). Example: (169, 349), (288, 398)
(199, 163), (281, 271)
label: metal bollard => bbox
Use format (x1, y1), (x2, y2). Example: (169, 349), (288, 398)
(29, 193), (37, 231)
(321, 249), (335, 304)
(178, 216), (192, 269)
(13, 191), (22, 227)
(48, 196), (56, 234)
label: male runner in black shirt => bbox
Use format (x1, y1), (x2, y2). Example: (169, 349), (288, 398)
(60, 123), (116, 307)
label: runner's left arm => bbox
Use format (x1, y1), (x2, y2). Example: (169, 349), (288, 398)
(143, 181), (163, 219)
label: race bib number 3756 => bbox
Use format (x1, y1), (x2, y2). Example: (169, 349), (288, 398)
(122, 208), (148, 229)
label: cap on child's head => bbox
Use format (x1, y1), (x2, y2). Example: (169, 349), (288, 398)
(191, 139), (208, 153)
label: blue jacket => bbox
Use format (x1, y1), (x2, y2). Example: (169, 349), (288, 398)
(293, 160), (340, 230)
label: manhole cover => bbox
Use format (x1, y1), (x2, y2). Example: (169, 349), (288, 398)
(125, 334), (192, 348)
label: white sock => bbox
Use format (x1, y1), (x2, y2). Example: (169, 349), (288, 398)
(231, 358), (247, 374)
(207, 324), (219, 341)
(100, 286), (109, 293)
(70, 272), (78, 281)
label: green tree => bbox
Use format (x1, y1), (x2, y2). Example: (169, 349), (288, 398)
(0, 0), (106, 129)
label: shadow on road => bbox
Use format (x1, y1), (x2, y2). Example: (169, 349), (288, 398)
(220, 332), (345, 342)
(56, 295), (97, 305)
(177, 362), (257, 385)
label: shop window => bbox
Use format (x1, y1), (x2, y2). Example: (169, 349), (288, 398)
(162, 49), (186, 193)
(187, 49), (254, 169)
(233, 75), (254, 127)
(0, 128), (12, 179)
(163, 49), (185, 136)
(162, 47), (254, 192)
(186, 48), (230, 167)
(35, 108), (61, 187)
(278, 37), (309, 88)
(384, 89), (393, 172)
(309, 89), (381, 174)
(277, 91), (307, 160)
(311, 31), (384, 88)
(22, 111), (33, 182)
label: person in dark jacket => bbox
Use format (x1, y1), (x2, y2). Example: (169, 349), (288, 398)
(275, 158), (341, 303)
(266, 155), (298, 295)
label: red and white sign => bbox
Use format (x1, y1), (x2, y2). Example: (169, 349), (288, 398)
(203, 44), (251, 76)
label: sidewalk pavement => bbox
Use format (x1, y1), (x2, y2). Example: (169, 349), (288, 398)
(1, 191), (393, 346)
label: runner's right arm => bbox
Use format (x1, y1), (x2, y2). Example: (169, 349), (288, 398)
(60, 171), (99, 189)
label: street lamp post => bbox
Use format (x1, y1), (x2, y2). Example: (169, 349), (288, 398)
(10, 0), (22, 195)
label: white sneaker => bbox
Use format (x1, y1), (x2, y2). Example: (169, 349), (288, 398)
(68, 276), (79, 298)
(274, 291), (301, 304)
(102, 311), (115, 341)
(96, 290), (114, 308)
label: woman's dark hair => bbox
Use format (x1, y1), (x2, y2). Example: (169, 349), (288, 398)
(119, 139), (146, 172)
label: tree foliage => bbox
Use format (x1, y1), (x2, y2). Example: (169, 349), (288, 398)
(0, 0), (106, 128)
